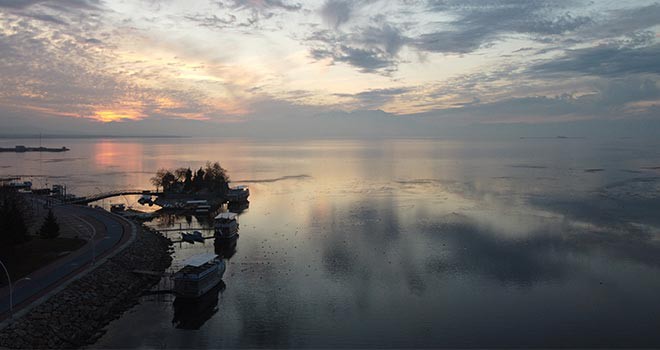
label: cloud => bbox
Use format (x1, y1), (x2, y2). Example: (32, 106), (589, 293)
(319, 0), (352, 28)
(307, 23), (407, 73)
(533, 44), (660, 77)
(335, 87), (411, 109)
(184, 14), (238, 29)
(578, 3), (660, 42)
(0, 0), (100, 10)
(21, 11), (68, 25)
(219, 0), (302, 12)
(413, 0), (591, 54)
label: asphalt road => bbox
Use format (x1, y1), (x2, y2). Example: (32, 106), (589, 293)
(0, 205), (131, 318)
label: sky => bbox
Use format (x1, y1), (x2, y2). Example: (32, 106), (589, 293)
(0, 0), (659, 137)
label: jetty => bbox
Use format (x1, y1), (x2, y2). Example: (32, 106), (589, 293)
(0, 145), (69, 152)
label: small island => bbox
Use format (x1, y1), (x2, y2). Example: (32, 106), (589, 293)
(0, 145), (70, 152)
(149, 162), (249, 209)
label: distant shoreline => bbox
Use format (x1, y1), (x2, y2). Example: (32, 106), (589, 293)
(0, 135), (188, 139)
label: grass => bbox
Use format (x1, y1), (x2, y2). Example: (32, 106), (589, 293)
(0, 236), (87, 285)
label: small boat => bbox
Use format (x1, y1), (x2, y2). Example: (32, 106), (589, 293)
(173, 253), (226, 298)
(227, 185), (249, 203)
(214, 212), (239, 240)
(110, 203), (126, 213)
(191, 231), (205, 242)
(181, 232), (196, 244)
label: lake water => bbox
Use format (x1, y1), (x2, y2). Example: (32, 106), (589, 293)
(2, 137), (660, 347)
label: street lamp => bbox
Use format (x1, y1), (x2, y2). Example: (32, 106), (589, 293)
(0, 259), (31, 320)
(95, 187), (105, 209)
(74, 215), (97, 266)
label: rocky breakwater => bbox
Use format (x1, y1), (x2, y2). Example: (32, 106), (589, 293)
(0, 225), (172, 349)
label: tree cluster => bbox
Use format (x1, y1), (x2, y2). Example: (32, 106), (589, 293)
(0, 190), (29, 245)
(38, 209), (60, 239)
(151, 162), (230, 194)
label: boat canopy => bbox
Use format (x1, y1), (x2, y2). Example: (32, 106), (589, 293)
(214, 212), (237, 220)
(181, 253), (218, 267)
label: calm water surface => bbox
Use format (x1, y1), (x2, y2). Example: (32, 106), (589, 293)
(2, 137), (660, 347)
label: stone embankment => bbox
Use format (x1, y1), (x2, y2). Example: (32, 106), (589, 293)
(0, 225), (172, 349)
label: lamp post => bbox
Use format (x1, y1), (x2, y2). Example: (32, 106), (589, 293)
(74, 215), (97, 266)
(0, 259), (11, 319)
(0, 260), (31, 320)
(95, 187), (105, 209)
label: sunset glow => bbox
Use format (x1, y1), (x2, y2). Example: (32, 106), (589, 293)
(92, 110), (143, 123)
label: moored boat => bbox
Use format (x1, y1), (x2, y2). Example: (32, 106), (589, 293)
(173, 253), (226, 298)
(214, 212), (239, 240)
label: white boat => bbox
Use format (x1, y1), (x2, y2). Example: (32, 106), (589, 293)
(214, 212), (239, 240)
(174, 253), (226, 298)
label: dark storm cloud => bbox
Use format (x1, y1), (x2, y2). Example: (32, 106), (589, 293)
(533, 44), (660, 77)
(307, 24), (407, 73)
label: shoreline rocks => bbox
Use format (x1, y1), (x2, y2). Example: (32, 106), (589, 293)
(0, 224), (172, 349)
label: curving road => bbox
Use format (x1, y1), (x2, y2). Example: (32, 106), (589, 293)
(0, 204), (133, 320)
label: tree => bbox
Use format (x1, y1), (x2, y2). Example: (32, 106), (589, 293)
(161, 171), (177, 192)
(204, 162), (230, 193)
(0, 192), (29, 245)
(193, 167), (205, 192)
(183, 168), (193, 192)
(174, 167), (188, 182)
(151, 168), (168, 190)
(39, 209), (60, 239)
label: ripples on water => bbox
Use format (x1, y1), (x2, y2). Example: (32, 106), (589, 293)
(2, 137), (660, 347)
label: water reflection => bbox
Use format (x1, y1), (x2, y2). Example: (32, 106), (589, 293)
(215, 237), (238, 260)
(172, 281), (226, 330)
(4, 138), (659, 347)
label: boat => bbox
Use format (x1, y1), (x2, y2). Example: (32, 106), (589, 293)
(110, 204), (154, 220)
(138, 191), (154, 206)
(191, 231), (205, 242)
(110, 203), (126, 213)
(226, 185), (249, 203)
(173, 253), (226, 298)
(181, 232), (196, 244)
(214, 212), (239, 240)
